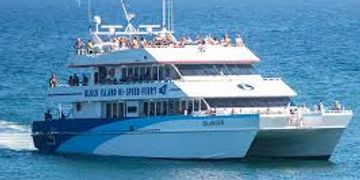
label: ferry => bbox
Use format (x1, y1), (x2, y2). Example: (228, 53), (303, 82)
(32, 0), (352, 160)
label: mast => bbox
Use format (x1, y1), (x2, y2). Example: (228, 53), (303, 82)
(162, 0), (166, 29)
(121, 0), (136, 33)
(162, 0), (174, 32)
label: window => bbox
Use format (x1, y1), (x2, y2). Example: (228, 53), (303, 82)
(105, 102), (125, 119)
(176, 64), (257, 76)
(106, 103), (112, 118)
(143, 101), (149, 116)
(127, 106), (138, 113)
(205, 97), (291, 107)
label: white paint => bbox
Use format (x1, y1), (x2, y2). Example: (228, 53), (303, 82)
(73, 102), (102, 119)
(69, 45), (260, 67)
(92, 117), (258, 159)
(48, 78), (296, 103)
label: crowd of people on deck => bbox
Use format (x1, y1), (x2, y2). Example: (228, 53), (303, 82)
(68, 73), (89, 86)
(74, 33), (244, 55)
(48, 73), (89, 88)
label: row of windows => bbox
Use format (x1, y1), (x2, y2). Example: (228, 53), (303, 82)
(95, 65), (180, 85)
(105, 97), (290, 119)
(104, 99), (208, 119)
(94, 64), (257, 85)
(176, 64), (257, 76)
(205, 97), (291, 108)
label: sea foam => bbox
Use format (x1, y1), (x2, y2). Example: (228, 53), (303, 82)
(0, 120), (35, 151)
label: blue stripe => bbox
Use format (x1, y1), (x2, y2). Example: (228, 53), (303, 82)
(48, 93), (83, 97)
(55, 114), (258, 154)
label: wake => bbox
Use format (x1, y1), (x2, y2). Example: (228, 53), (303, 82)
(0, 120), (35, 151)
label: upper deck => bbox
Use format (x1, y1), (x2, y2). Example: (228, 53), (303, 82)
(69, 44), (260, 68)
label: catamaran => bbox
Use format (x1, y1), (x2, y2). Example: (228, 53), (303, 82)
(32, 0), (352, 159)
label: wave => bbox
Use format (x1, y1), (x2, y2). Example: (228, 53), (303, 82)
(0, 120), (35, 151)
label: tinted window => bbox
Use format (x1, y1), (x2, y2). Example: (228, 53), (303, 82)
(205, 97), (290, 107)
(176, 64), (257, 76)
(127, 106), (138, 113)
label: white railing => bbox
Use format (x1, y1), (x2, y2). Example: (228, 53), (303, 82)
(74, 40), (246, 57)
(263, 77), (282, 81)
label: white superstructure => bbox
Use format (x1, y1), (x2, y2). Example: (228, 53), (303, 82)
(33, 0), (352, 159)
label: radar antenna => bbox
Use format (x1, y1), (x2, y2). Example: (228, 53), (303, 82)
(121, 0), (137, 33)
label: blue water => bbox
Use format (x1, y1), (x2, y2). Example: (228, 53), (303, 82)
(0, 0), (359, 179)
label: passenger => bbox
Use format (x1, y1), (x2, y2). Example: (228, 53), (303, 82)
(132, 37), (140, 49)
(82, 74), (89, 86)
(231, 108), (235, 115)
(68, 76), (75, 86)
(154, 34), (164, 46)
(60, 111), (66, 120)
(222, 33), (231, 46)
(235, 34), (244, 46)
(119, 37), (126, 48)
(49, 74), (57, 88)
(213, 37), (219, 45)
(165, 33), (173, 45)
(111, 38), (119, 50)
(317, 100), (324, 113)
(73, 73), (80, 86)
(87, 40), (94, 53)
(179, 37), (186, 47)
(74, 38), (84, 55)
(107, 68), (116, 84)
(144, 71), (151, 81)
(140, 37), (148, 48)
(44, 109), (52, 121)
(184, 109), (188, 115)
(186, 36), (193, 45)
(194, 36), (201, 45)
(332, 100), (341, 111)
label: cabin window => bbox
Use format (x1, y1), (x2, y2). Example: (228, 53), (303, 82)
(149, 101), (155, 116)
(151, 66), (158, 80)
(105, 102), (125, 119)
(176, 64), (257, 76)
(98, 67), (107, 83)
(121, 67), (127, 79)
(156, 101), (162, 116)
(106, 103), (112, 118)
(194, 100), (200, 112)
(134, 66), (140, 80)
(113, 103), (118, 118)
(140, 99), (206, 117)
(127, 106), (137, 113)
(143, 101), (149, 116)
(205, 97), (291, 107)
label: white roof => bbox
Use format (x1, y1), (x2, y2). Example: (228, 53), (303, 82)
(48, 77), (296, 103)
(69, 45), (260, 68)
(174, 78), (297, 98)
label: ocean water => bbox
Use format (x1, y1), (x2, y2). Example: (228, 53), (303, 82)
(0, 0), (359, 179)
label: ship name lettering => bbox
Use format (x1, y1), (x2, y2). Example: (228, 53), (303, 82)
(100, 88), (117, 97)
(141, 87), (157, 95)
(202, 120), (224, 127)
(84, 89), (98, 97)
(126, 87), (140, 96)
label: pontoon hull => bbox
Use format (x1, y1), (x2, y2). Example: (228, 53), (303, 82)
(32, 114), (259, 159)
(246, 113), (352, 159)
(246, 127), (345, 159)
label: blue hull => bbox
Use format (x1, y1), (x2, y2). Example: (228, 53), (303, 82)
(32, 114), (260, 157)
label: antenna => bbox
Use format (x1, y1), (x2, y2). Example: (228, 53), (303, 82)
(87, 0), (92, 23)
(170, 0), (174, 32)
(162, 0), (166, 29)
(161, 0), (174, 32)
(121, 0), (137, 33)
